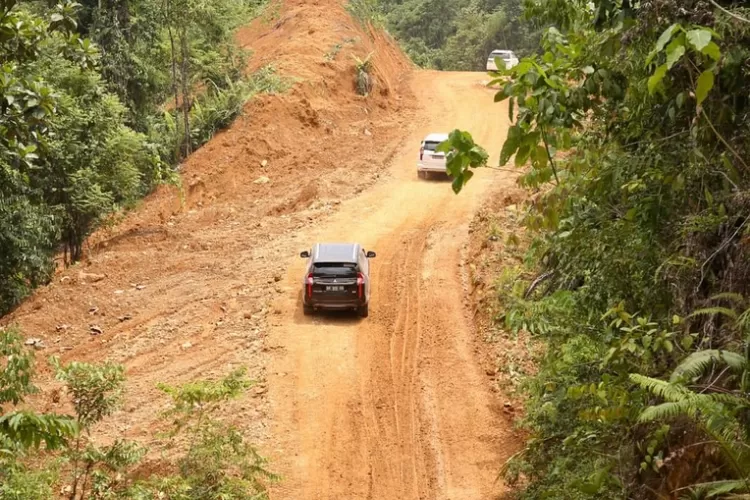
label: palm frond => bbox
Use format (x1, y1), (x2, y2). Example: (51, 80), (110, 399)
(670, 350), (748, 383)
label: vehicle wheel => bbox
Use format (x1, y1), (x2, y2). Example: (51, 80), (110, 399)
(417, 171), (425, 179)
(358, 304), (369, 318)
(303, 304), (314, 316)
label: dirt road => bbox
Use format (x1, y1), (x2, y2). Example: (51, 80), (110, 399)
(4, 17), (520, 493)
(266, 71), (519, 500)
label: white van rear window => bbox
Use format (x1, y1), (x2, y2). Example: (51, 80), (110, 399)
(423, 141), (442, 151)
(490, 52), (513, 60)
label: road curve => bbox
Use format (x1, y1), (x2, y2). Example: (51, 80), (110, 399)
(266, 71), (520, 500)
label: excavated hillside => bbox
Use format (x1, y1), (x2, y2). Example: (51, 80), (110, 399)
(4, 1), (522, 498)
(5, 0), (414, 462)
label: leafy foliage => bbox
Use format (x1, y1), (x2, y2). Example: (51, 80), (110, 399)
(130, 368), (278, 499)
(445, 0), (750, 497)
(1, 330), (275, 498)
(0, 328), (77, 455)
(347, 0), (385, 26)
(0, 0), (279, 315)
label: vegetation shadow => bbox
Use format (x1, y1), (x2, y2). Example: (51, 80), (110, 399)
(423, 172), (453, 182)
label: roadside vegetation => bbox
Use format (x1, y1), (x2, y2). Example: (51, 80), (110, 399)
(0, 0), (286, 316)
(0, 326), (276, 498)
(439, 0), (750, 497)
(1, 1), (282, 492)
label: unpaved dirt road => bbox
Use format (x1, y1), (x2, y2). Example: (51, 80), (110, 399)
(5, 39), (520, 495)
(266, 71), (519, 500)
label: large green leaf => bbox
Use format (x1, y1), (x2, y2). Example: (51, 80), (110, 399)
(686, 29), (712, 51)
(534, 145), (548, 169)
(695, 70), (714, 106)
(515, 143), (531, 166)
(499, 125), (521, 166)
(701, 41), (721, 61)
(665, 39), (685, 69)
(656, 24), (680, 52)
(647, 64), (668, 95)
(494, 88), (509, 102)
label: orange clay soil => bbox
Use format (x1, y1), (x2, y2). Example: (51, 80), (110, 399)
(3, 1), (522, 498)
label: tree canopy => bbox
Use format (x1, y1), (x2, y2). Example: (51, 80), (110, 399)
(0, 0), (273, 315)
(379, 0), (540, 70)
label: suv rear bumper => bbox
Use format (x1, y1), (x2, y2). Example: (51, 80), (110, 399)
(417, 162), (447, 172)
(303, 293), (367, 310)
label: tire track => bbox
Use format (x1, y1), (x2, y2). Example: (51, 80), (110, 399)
(265, 71), (520, 499)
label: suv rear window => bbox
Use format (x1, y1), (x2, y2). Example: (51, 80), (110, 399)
(423, 141), (442, 152)
(313, 262), (358, 275)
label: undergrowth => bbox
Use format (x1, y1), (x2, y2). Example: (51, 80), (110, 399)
(352, 52), (375, 96)
(0, 326), (277, 499)
(443, 0), (750, 497)
(346, 0), (385, 27)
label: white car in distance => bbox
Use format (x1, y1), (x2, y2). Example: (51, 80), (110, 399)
(417, 133), (449, 179)
(486, 50), (519, 71)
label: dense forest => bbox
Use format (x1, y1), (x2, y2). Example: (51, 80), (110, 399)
(0, 1), (281, 497)
(0, 0), (286, 317)
(378, 0), (540, 70)
(443, 0), (750, 498)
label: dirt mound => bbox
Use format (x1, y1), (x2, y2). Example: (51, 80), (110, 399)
(113, 0), (414, 235)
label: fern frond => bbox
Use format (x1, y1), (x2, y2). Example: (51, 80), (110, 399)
(639, 400), (697, 423)
(687, 306), (739, 320)
(692, 479), (749, 496)
(700, 391), (749, 407)
(630, 373), (693, 402)
(738, 309), (750, 333)
(670, 350), (748, 383)
(710, 293), (746, 305)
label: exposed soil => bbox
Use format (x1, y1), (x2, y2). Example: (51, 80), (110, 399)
(465, 184), (539, 412)
(3, 0), (523, 497)
(265, 71), (521, 499)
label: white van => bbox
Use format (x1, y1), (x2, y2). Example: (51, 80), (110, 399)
(487, 50), (519, 71)
(417, 133), (450, 179)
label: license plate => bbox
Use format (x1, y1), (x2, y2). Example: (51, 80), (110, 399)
(432, 155), (442, 159)
(326, 285), (345, 292)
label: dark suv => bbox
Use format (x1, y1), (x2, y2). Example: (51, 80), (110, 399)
(299, 243), (376, 317)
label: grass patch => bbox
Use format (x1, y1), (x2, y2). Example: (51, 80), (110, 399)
(346, 0), (384, 27)
(324, 37), (358, 61)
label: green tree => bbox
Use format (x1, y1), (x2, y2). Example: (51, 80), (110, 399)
(124, 368), (278, 499)
(380, 0), (540, 69)
(0, 328), (76, 499)
(0, 0), (273, 314)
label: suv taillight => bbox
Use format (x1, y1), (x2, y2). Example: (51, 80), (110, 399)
(419, 146), (424, 161)
(306, 273), (313, 297)
(357, 273), (364, 299)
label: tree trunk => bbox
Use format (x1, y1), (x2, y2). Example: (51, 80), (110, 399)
(118, 0), (132, 43)
(180, 28), (191, 157)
